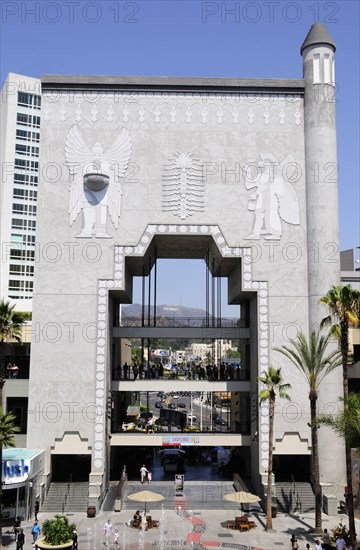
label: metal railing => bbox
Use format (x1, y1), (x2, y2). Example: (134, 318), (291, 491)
(290, 474), (302, 513)
(119, 316), (243, 328)
(61, 473), (72, 514)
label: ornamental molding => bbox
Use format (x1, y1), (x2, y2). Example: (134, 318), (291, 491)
(43, 94), (302, 127)
(93, 224), (270, 471)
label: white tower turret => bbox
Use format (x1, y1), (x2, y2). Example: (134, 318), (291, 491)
(302, 23), (345, 496)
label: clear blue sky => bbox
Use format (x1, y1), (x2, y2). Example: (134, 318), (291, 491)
(1, 1), (359, 310)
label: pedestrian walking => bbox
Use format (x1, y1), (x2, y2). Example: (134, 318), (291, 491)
(147, 471), (152, 484)
(31, 521), (41, 546)
(315, 540), (322, 550)
(16, 528), (25, 550)
(113, 528), (120, 547)
(140, 464), (148, 484)
(103, 519), (113, 546)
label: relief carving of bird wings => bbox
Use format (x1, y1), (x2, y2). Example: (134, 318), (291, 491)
(103, 129), (132, 229)
(275, 154), (300, 225)
(65, 126), (132, 229)
(65, 126), (94, 225)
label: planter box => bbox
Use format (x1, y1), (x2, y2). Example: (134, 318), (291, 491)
(36, 540), (73, 549)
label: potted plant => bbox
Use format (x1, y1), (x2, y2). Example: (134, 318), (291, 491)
(36, 515), (76, 549)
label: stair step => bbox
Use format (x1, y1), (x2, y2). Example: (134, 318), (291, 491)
(275, 482), (315, 513)
(42, 482), (89, 513)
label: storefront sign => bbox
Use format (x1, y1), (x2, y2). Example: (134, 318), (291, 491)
(162, 435), (199, 446)
(2, 459), (30, 484)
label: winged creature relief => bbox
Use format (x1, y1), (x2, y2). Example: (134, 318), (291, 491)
(243, 153), (300, 240)
(65, 126), (132, 238)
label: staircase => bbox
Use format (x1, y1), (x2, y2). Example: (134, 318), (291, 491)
(42, 482), (89, 513)
(275, 482), (315, 514)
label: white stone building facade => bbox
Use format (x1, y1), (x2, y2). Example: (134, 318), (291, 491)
(26, 24), (345, 508)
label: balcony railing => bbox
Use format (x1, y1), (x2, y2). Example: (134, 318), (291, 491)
(112, 369), (250, 382)
(120, 316), (244, 328)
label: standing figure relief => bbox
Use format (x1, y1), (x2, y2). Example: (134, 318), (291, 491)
(243, 153), (300, 240)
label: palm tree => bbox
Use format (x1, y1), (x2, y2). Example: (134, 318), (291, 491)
(321, 285), (360, 548)
(0, 409), (20, 540)
(258, 366), (291, 531)
(275, 330), (342, 533)
(0, 299), (26, 406)
(318, 392), (360, 450)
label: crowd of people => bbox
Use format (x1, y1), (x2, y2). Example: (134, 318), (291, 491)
(290, 530), (355, 550)
(115, 361), (246, 381)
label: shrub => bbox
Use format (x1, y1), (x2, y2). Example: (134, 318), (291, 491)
(42, 515), (76, 546)
(330, 521), (349, 545)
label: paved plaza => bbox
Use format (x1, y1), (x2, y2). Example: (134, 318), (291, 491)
(2, 481), (359, 550)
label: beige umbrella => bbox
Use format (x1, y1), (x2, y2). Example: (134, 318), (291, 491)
(127, 489), (165, 514)
(224, 491), (261, 504)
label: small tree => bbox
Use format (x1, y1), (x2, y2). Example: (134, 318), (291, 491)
(0, 409), (20, 540)
(319, 393), (360, 449)
(258, 367), (291, 531)
(0, 300), (27, 406)
(275, 330), (342, 533)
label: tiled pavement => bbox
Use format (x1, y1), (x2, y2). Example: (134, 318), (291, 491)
(2, 481), (359, 550)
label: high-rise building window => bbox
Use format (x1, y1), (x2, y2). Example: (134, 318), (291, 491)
(16, 113), (40, 127)
(15, 144), (39, 157)
(16, 129), (40, 142)
(17, 92), (41, 109)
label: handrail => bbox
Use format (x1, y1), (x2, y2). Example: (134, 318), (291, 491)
(61, 473), (72, 513)
(290, 474), (302, 513)
(67, 473), (72, 495)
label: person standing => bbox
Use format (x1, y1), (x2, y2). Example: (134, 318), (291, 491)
(31, 520), (41, 545)
(336, 536), (346, 550)
(13, 516), (21, 540)
(133, 363), (139, 380)
(123, 362), (128, 380)
(34, 500), (40, 521)
(16, 528), (25, 550)
(72, 530), (78, 550)
(140, 464), (148, 484)
(147, 471), (152, 484)
(315, 541), (322, 550)
(322, 529), (331, 550)
(103, 519), (113, 546)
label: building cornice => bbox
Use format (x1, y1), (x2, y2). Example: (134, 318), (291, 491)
(41, 75), (305, 94)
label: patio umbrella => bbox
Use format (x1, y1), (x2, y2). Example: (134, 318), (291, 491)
(127, 489), (165, 514)
(224, 491), (261, 504)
